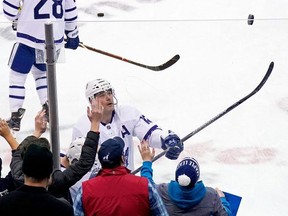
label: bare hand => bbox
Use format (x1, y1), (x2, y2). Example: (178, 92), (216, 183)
(215, 187), (225, 198)
(0, 119), (11, 138)
(87, 98), (103, 132)
(33, 110), (47, 137)
(138, 139), (155, 162)
(0, 118), (19, 150)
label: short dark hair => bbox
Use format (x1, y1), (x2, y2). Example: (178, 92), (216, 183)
(22, 144), (53, 180)
(101, 156), (123, 169)
(20, 136), (51, 159)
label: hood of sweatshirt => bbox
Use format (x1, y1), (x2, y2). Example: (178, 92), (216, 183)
(168, 180), (206, 210)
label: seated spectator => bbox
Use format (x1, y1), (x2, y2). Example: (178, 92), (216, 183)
(0, 98), (102, 204)
(139, 140), (232, 216)
(0, 144), (73, 215)
(73, 136), (168, 216)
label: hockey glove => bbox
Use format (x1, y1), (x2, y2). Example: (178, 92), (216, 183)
(161, 130), (183, 160)
(65, 28), (80, 50)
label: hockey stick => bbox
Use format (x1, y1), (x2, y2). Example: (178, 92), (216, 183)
(78, 42), (180, 71)
(132, 61), (274, 174)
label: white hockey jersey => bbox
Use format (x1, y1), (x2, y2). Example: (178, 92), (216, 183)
(72, 105), (166, 171)
(2, 0), (78, 50)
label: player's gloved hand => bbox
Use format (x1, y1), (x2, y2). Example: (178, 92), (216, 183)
(12, 19), (18, 31)
(161, 130), (183, 160)
(65, 28), (79, 50)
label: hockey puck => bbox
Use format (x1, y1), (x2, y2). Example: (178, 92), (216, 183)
(97, 13), (104, 17)
(247, 14), (254, 25)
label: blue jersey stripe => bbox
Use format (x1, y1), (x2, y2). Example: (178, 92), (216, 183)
(65, 6), (77, 13)
(143, 125), (159, 140)
(65, 16), (77, 22)
(17, 32), (64, 44)
(35, 76), (47, 81)
(3, 10), (16, 18)
(9, 95), (25, 100)
(3, 0), (19, 10)
(9, 85), (25, 89)
(36, 85), (47, 90)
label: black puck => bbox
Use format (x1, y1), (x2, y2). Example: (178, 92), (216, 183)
(97, 13), (104, 17)
(248, 14), (254, 25)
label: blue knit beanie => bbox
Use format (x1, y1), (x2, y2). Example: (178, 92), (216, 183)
(175, 157), (200, 187)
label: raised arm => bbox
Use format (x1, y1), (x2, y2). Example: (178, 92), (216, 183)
(9, 110), (48, 187)
(0, 119), (19, 150)
(138, 139), (155, 182)
(49, 98), (103, 198)
(32, 110), (47, 138)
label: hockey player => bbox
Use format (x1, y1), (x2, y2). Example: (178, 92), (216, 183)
(72, 78), (184, 172)
(2, 0), (80, 131)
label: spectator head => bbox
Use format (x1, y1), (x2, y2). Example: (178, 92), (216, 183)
(66, 137), (86, 165)
(22, 144), (53, 180)
(98, 136), (125, 169)
(20, 136), (51, 159)
(175, 157), (200, 188)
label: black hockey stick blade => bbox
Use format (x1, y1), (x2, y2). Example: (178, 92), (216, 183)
(132, 61), (274, 174)
(78, 42), (180, 71)
(146, 54), (180, 71)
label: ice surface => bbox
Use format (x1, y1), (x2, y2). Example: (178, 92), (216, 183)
(1, 0), (288, 215)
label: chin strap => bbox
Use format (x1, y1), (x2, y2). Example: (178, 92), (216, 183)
(113, 94), (118, 106)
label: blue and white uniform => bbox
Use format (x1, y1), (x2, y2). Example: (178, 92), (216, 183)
(3, 0), (78, 49)
(72, 105), (165, 171)
(3, 0), (78, 112)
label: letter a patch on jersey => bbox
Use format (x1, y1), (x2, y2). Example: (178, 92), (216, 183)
(121, 125), (131, 138)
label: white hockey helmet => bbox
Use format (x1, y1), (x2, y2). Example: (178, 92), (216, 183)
(85, 78), (114, 102)
(66, 137), (86, 164)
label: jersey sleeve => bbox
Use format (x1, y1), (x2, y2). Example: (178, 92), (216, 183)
(3, 0), (21, 21)
(64, 0), (78, 31)
(117, 105), (164, 149)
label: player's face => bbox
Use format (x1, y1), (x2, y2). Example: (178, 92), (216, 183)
(94, 89), (114, 111)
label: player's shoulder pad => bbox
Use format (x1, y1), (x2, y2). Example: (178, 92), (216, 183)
(116, 105), (142, 120)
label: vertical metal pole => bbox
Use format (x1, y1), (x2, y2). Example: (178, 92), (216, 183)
(45, 23), (60, 170)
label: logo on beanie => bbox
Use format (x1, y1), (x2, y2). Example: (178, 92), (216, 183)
(103, 153), (110, 161)
(175, 157), (200, 187)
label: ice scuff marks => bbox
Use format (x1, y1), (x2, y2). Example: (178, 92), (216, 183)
(277, 97), (288, 113)
(78, 1), (136, 19)
(0, 26), (16, 41)
(183, 140), (278, 165)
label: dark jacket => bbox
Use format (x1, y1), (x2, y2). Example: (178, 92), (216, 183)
(10, 131), (100, 203)
(0, 157), (16, 197)
(0, 184), (73, 216)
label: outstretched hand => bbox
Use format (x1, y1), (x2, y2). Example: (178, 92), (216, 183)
(0, 119), (11, 138)
(87, 98), (103, 132)
(0, 118), (19, 150)
(33, 110), (47, 138)
(215, 187), (226, 198)
(138, 139), (155, 162)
